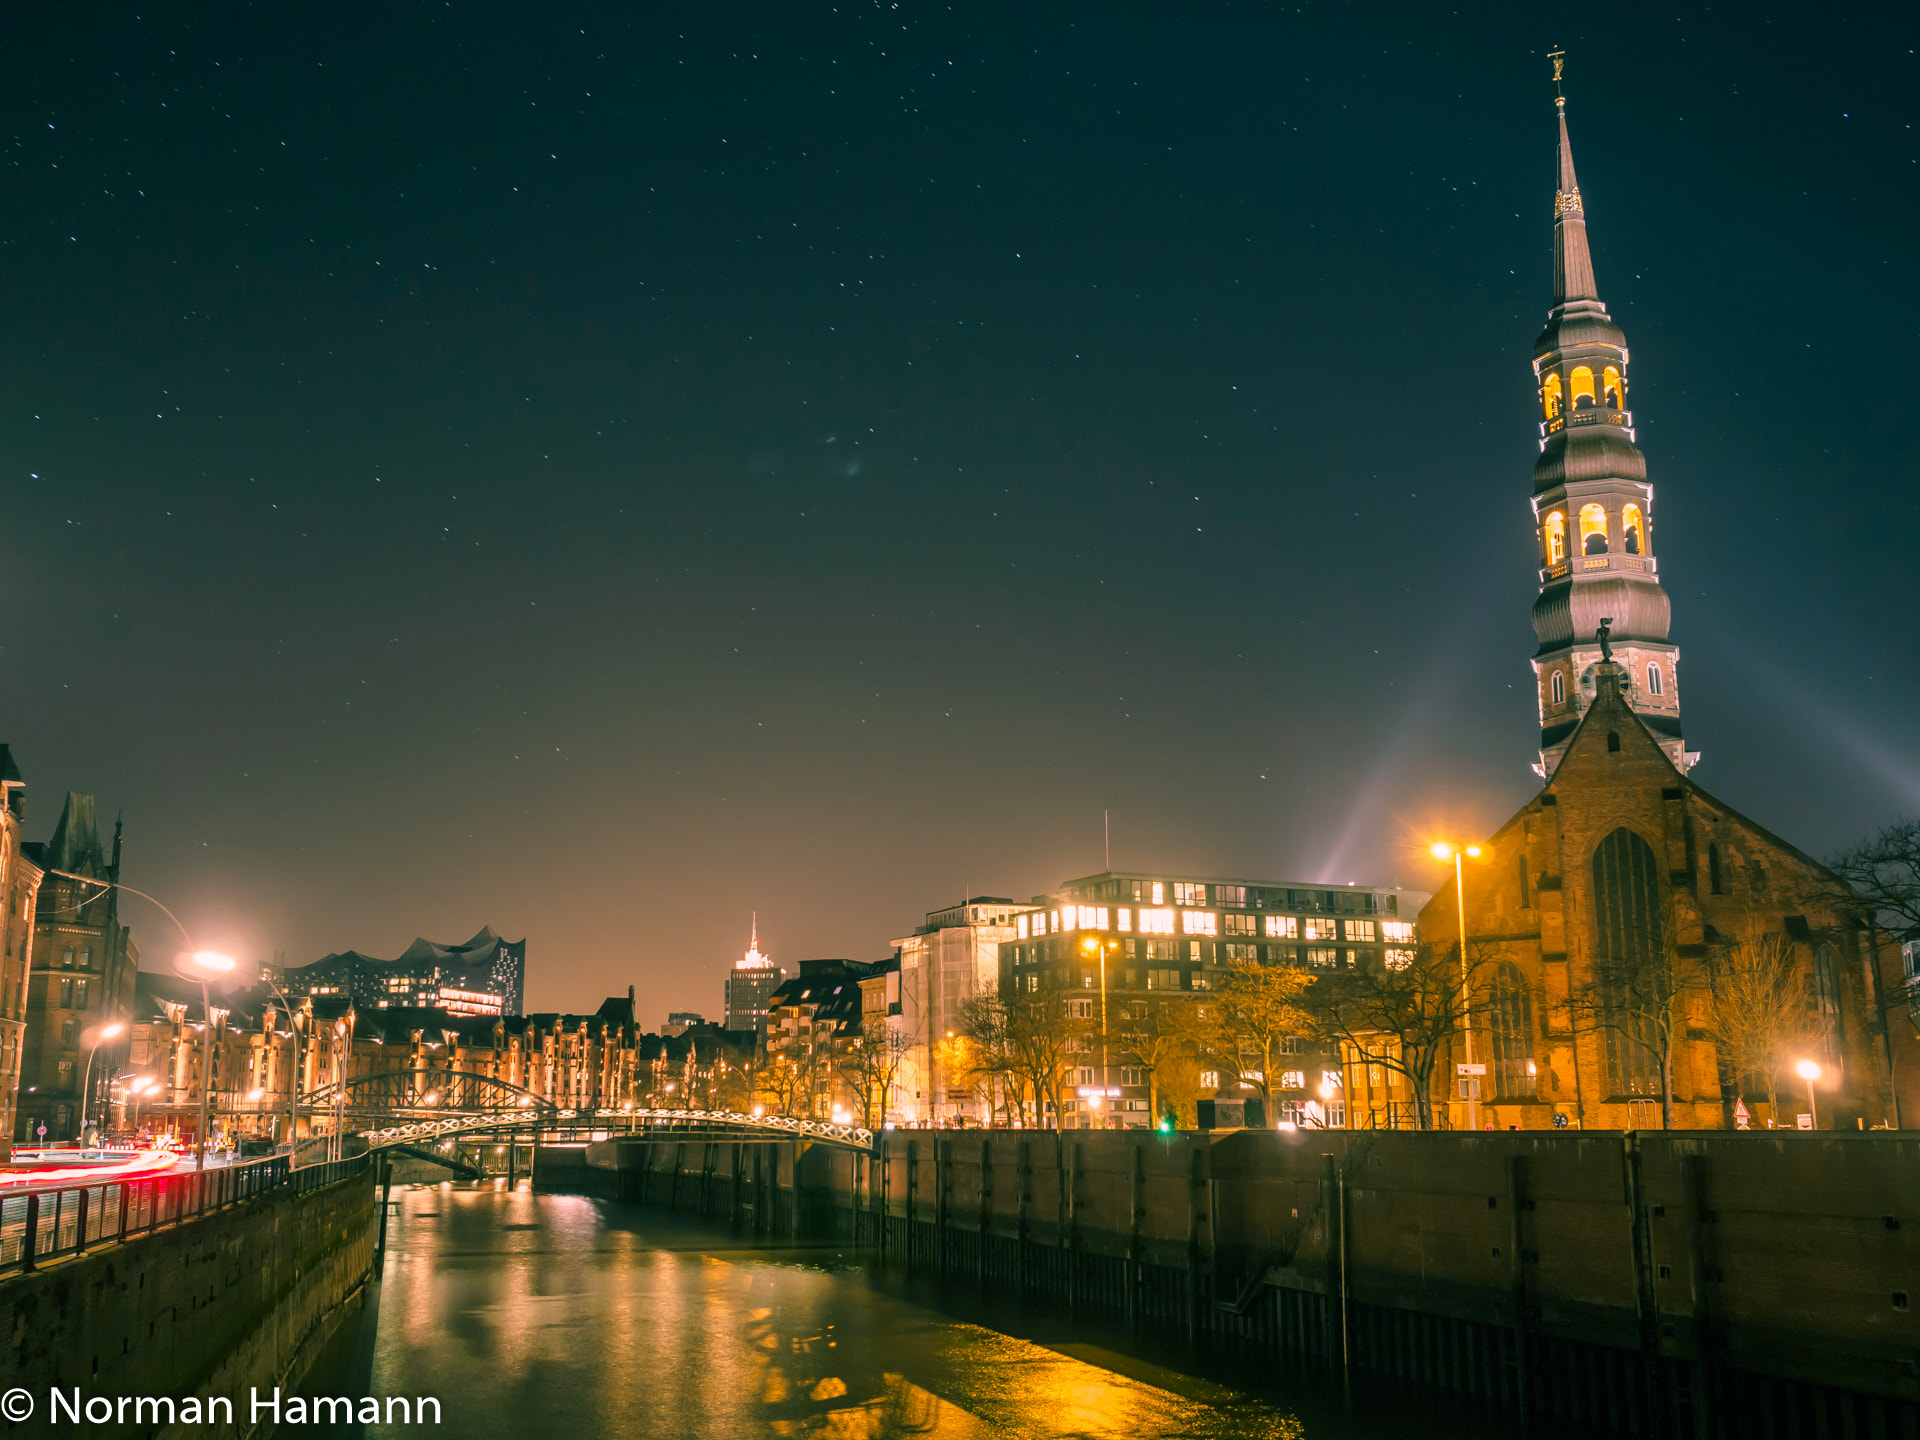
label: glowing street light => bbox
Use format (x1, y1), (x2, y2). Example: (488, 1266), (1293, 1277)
(171, 950), (248, 1173)
(78, 1021), (126, 1140)
(1431, 841), (1486, 1131)
(1794, 1059), (1822, 1130)
(1081, 935), (1120, 1128)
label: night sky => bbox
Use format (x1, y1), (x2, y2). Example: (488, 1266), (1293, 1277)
(5, 3), (1915, 1022)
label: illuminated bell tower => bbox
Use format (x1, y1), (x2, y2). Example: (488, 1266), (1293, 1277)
(1528, 56), (1691, 779)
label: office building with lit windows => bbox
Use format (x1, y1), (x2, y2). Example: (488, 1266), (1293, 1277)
(999, 871), (1425, 1129)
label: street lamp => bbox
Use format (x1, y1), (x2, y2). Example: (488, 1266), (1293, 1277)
(43, 868), (260, 1170)
(1430, 841), (1485, 1132)
(173, 950), (241, 1172)
(79, 1021), (125, 1141)
(1795, 1059), (1822, 1130)
(1081, 936), (1119, 1128)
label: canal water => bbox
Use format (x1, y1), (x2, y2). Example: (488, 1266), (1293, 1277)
(295, 1180), (1517, 1439)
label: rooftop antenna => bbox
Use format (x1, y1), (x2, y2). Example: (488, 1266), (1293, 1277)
(1104, 809), (1110, 870)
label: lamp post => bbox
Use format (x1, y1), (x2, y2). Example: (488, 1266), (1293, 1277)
(44, 868), (254, 1170)
(174, 949), (241, 1171)
(1795, 1059), (1822, 1130)
(257, 975), (301, 1152)
(79, 1021), (126, 1140)
(1081, 936), (1118, 1128)
(1431, 842), (1485, 1132)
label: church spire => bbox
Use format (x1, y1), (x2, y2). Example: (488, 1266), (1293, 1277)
(1549, 54), (1599, 305)
(1525, 53), (1691, 781)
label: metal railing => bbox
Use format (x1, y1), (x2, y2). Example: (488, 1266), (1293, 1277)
(0, 1153), (368, 1279)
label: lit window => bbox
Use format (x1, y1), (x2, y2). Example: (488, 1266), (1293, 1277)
(1017, 915), (1029, 939)
(1622, 502), (1645, 555)
(1551, 671), (1566, 704)
(1281, 1070), (1307, 1090)
(1304, 917), (1339, 941)
(1543, 511), (1566, 565)
(1137, 908), (1175, 935)
(1118, 908), (1132, 932)
(1542, 373), (1562, 418)
(1146, 968), (1180, 990)
(1199, 1071), (1220, 1090)
(1182, 911), (1217, 936)
(1173, 882), (1206, 905)
(1095, 906), (1110, 930)
(1264, 915), (1298, 938)
(1345, 919), (1377, 942)
(1603, 364), (1623, 408)
(1579, 503), (1608, 555)
(1306, 947), (1341, 968)
(1382, 921), (1415, 942)
(1224, 914), (1256, 936)
(1151, 882), (1165, 905)
(1050, 910), (1061, 933)
(1647, 662), (1663, 696)
(1570, 365), (1596, 407)
(1385, 949), (1415, 970)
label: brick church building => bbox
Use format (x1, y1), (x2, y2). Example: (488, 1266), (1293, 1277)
(1417, 72), (1906, 1132)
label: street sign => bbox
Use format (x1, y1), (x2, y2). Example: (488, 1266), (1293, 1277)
(1733, 1098), (1751, 1130)
(1074, 1086), (1122, 1098)
(1455, 1063), (1487, 1076)
(1797, 1113), (1814, 1130)
(1551, 1113), (1569, 1129)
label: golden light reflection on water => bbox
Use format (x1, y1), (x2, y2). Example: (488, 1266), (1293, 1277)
(371, 1188), (1307, 1440)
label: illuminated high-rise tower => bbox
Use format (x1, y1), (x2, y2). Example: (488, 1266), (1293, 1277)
(723, 912), (783, 1036)
(1528, 56), (1693, 779)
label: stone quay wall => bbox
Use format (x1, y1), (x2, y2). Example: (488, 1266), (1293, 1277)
(0, 1162), (377, 1439)
(589, 1127), (1920, 1437)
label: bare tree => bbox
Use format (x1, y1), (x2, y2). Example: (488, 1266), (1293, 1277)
(1307, 942), (1496, 1130)
(1566, 896), (1710, 1130)
(957, 994), (1029, 1125)
(1003, 988), (1087, 1129)
(1830, 819), (1920, 934)
(837, 1029), (912, 1130)
(1707, 922), (1821, 1119)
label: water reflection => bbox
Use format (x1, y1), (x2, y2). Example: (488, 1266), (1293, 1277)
(312, 1183), (1473, 1439)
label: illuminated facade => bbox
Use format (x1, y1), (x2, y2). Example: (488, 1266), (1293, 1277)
(18, 792), (139, 1144)
(723, 916), (785, 1036)
(0, 750), (44, 1158)
(1528, 79), (1692, 779)
(1001, 872), (1421, 1128)
(893, 897), (1040, 1125)
(287, 926), (525, 1018)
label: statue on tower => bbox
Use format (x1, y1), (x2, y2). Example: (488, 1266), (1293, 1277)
(1596, 616), (1614, 663)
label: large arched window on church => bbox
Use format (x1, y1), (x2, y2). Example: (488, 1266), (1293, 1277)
(1570, 365), (1597, 408)
(1603, 365), (1624, 409)
(1622, 502), (1645, 555)
(1580, 503), (1609, 555)
(1489, 963), (1536, 1098)
(1544, 511), (1567, 565)
(1542, 373), (1563, 419)
(1647, 662), (1663, 696)
(1592, 827), (1664, 1098)
(1551, 671), (1566, 705)
(1809, 943), (1843, 1061)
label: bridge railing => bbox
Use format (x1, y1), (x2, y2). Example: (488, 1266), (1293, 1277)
(0, 1154), (368, 1280)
